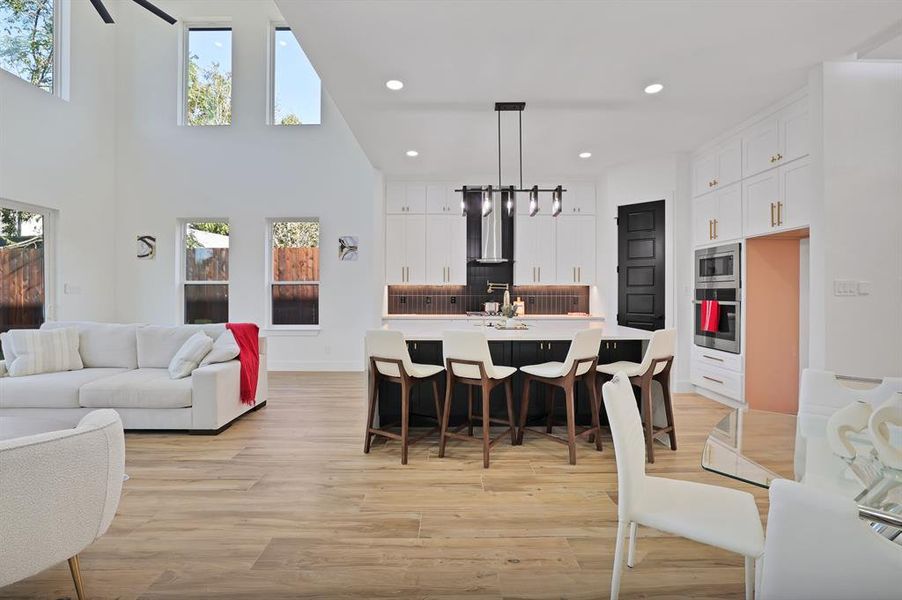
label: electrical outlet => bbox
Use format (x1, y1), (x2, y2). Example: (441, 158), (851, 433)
(833, 280), (858, 297)
(449, 296), (456, 304)
(399, 296), (407, 304)
(425, 297), (432, 304)
(528, 296), (536, 305)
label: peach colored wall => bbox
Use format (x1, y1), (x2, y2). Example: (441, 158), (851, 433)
(746, 237), (801, 414)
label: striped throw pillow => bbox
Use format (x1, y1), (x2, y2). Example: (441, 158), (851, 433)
(6, 328), (84, 377)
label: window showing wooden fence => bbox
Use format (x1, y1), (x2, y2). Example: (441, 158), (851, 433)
(0, 245), (44, 335)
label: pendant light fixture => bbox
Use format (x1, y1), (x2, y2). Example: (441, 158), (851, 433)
(456, 102), (564, 217)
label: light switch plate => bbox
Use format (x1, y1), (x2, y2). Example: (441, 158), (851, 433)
(833, 280), (858, 297)
(857, 281), (872, 295)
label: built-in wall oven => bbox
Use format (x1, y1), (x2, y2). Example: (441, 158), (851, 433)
(694, 243), (741, 354)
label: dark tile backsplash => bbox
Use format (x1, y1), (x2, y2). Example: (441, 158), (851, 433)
(387, 284), (590, 315)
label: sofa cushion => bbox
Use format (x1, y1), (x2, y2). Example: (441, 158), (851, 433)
(41, 321), (140, 369)
(79, 368), (193, 409)
(0, 332), (16, 363)
(6, 328), (84, 377)
(200, 329), (240, 367)
(136, 324), (225, 369)
(168, 332), (213, 379)
(0, 368), (128, 408)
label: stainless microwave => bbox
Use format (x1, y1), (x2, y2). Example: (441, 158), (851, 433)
(695, 243), (741, 289)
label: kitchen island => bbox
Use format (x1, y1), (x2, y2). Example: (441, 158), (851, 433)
(373, 319), (653, 427)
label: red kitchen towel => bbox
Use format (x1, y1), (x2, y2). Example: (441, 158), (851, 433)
(700, 300), (720, 333)
(226, 323), (260, 405)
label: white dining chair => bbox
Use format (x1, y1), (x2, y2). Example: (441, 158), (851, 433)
(603, 372), (764, 600)
(759, 478), (902, 600)
(597, 328), (677, 463)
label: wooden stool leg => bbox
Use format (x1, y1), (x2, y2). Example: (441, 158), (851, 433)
(545, 384), (555, 433)
(400, 381), (411, 465)
(517, 376), (531, 445)
(481, 383), (491, 468)
(439, 375), (453, 458)
(641, 380), (655, 464)
(660, 375), (677, 450)
(432, 378), (442, 424)
(504, 378), (516, 445)
(467, 385), (474, 437)
(586, 374), (603, 452)
(364, 374), (378, 453)
(565, 385), (577, 465)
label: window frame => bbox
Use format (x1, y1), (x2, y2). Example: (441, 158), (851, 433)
(266, 22), (322, 127)
(178, 20), (233, 127)
(0, 197), (57, 325)
(0, 0), (68, 98)
(265, 217), (321, 331)
(178, 218), (230, 324)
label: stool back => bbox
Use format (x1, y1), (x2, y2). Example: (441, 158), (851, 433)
(563, 328), (604, 376)
(443, 330), (494, 380)
(637, 328), (676, 375)
(366, 330), (414, 378)
(602, 372), (647, 522)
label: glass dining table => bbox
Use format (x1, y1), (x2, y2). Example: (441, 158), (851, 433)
(701, 408), (902, 541)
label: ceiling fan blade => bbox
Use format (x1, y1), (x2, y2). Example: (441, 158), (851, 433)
(89, 0), (114, 24)
(131, 0), (177, 25)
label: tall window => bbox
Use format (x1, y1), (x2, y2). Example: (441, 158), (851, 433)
(271, 26), (321, 125)
(183, 221), (229, 324)
(268, 220), (319, 326)
(0, 202), (51, 338)
(185, 27), (232, 126)
(0, 0), (55, 93)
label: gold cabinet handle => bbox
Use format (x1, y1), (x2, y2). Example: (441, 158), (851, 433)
(532, 266), (536, 282)
(708, 219), (713, 240)
(777, 201), (783, 226)
(713, 218), (718, 239)
(703, 375), (724, 385)
(770, 203), (776, 227)
(538, 267), (541, 282)
(578, 266), (581, 282)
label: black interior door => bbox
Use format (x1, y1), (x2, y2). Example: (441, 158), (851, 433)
(617, 200), (665, 331)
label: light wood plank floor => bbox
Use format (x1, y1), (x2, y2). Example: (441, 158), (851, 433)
(0, 372), (789, 599)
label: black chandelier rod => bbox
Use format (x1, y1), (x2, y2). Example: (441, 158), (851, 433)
(454, 187), (567, 193)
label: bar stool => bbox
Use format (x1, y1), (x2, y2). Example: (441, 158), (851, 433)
(364, 330), (445, 465)
(516, 329), (605, 465)
(439, 330), (517, 469)
(596, 328), (677, 463)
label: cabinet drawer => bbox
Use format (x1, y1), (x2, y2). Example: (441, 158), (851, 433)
(693, 362), (743, 401)
(693, 346), (743, 373)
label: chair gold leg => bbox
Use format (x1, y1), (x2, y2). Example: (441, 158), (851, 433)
(68, 555), (85, 600)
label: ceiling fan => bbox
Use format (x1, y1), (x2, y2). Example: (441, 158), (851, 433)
(89, 0), (177, 25)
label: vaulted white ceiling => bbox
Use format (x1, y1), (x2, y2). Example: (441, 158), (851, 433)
(275, 0), (902, 179)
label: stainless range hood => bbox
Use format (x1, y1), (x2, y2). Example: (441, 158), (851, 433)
(478, 189), (508, 263)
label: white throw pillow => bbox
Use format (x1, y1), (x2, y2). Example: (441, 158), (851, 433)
(200, 329), (240, 366)
(168, 332), (213, 379)
(6, 328), (84, 377)
(0, 331), (16, 363)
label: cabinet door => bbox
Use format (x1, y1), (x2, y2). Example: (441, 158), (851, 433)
(514, 215), (534, 284)
(693, 194), (718, 246)
(385, 182), (407, 214)
(403, 214), (427, 284)
(555, 216), (580, 284)
(779, 157), (812, 231)
(404, 184), (427, 214)
(692, 150), (718, 197)
(425, 215), (450, 284)
(742, 169), (780, 238)
(426, 184), (449, 215)
(564, 183), (596, 215)
(385, 215), (407, 283)
(534, 215), (557, 283)
(574, 216), (596, 285)
(714, 183), (742, 242)
(717, 138), (743, 188)
(742, 116), (780, 178)
(780, 98), (809, 164)
(447, 215), (468, 285)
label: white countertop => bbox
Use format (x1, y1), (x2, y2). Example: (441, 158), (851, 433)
(383, 313), (603, 321)
(379, 319), (652, 342)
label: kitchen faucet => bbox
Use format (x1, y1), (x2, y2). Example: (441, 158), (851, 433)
(486, 282), (509, 294)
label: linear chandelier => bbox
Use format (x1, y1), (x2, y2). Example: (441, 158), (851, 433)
(457, 102), (564, 218)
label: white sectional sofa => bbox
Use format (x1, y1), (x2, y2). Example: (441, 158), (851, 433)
(0, 322), (267, 433)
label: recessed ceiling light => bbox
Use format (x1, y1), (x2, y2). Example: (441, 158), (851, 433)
(406, 150), (419, 157)
(278, 40), (287, 47)
(644, 83), (664, 95)
(213, 41), (223, 48)
(578, 152), (592, 159)
(386, 79), (404, 91)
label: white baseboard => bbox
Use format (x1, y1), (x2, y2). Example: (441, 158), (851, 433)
(693, 385), (746, 408)
(268, 360), (363, 372)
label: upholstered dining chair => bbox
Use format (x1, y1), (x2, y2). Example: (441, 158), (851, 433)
(758, 478), (902, 599)
(602, 373), (763, 600)
(0, 410), (125, 600)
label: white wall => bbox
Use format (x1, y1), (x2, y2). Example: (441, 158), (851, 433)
(815, 61), (902, 377)
(112, 0), (380, 370)
(0, 0), (118, 322)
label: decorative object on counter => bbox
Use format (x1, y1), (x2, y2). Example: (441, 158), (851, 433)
(868, 392), (902, 470)
(136, 235), (156, 259)
(826, 400), (873, 460)
(500, 290), (519, 328)
(338, 236), (358, 261)
(513, 296), (526, 316)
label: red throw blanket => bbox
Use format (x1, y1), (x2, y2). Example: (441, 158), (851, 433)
(700, 300), (720, 333)
(226, 323), (259, 406)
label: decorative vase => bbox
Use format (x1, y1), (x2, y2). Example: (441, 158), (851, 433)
(505, 317), (515, 329)
(868, 392), (902, 470)
(826, 400), (872, 459)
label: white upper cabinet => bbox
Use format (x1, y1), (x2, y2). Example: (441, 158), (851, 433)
(742, 157), (811, 238)
(742, 168), (780, 238)
(426, 184), (460, 214)
(514, 215), (556, 284)
(693, 183), (742, 246)
(386, 182), (427, 214)
(425, 214), (467, 284)
(692, 138), (742, 197)
(742, 97), (809, 178)
(554, 216), (596, 284)
(385, 214), (427, 284)
(562, 183), (596, 215)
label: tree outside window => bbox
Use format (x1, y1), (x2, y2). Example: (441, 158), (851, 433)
(0, 0), (54, 92)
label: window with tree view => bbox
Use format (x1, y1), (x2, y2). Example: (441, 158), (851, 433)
(184, 222), (229, 324)
(0, 0), (54, 92)
(186, 27), (231, 126)
(273, 27), (321, 125)
(270, 220), (319, 326)
(0, 206), (44, 336)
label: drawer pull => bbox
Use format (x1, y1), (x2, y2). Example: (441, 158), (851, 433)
(702, 354), (724, 362)
(702, 375), (725, 385)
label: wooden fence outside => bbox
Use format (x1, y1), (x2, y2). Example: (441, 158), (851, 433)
(0, 245), (44, 333)
(186, 247), (319, 281)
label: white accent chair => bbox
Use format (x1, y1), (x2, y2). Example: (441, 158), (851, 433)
(516, 328), (605, 464)
(602, 373), (763, 600)
(597, 328), (677, 463)
(439, 330), (517, 468)
(364, 330), (444, 465)
(759, 479), (902, 600)
(0, 409), (125, 600)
